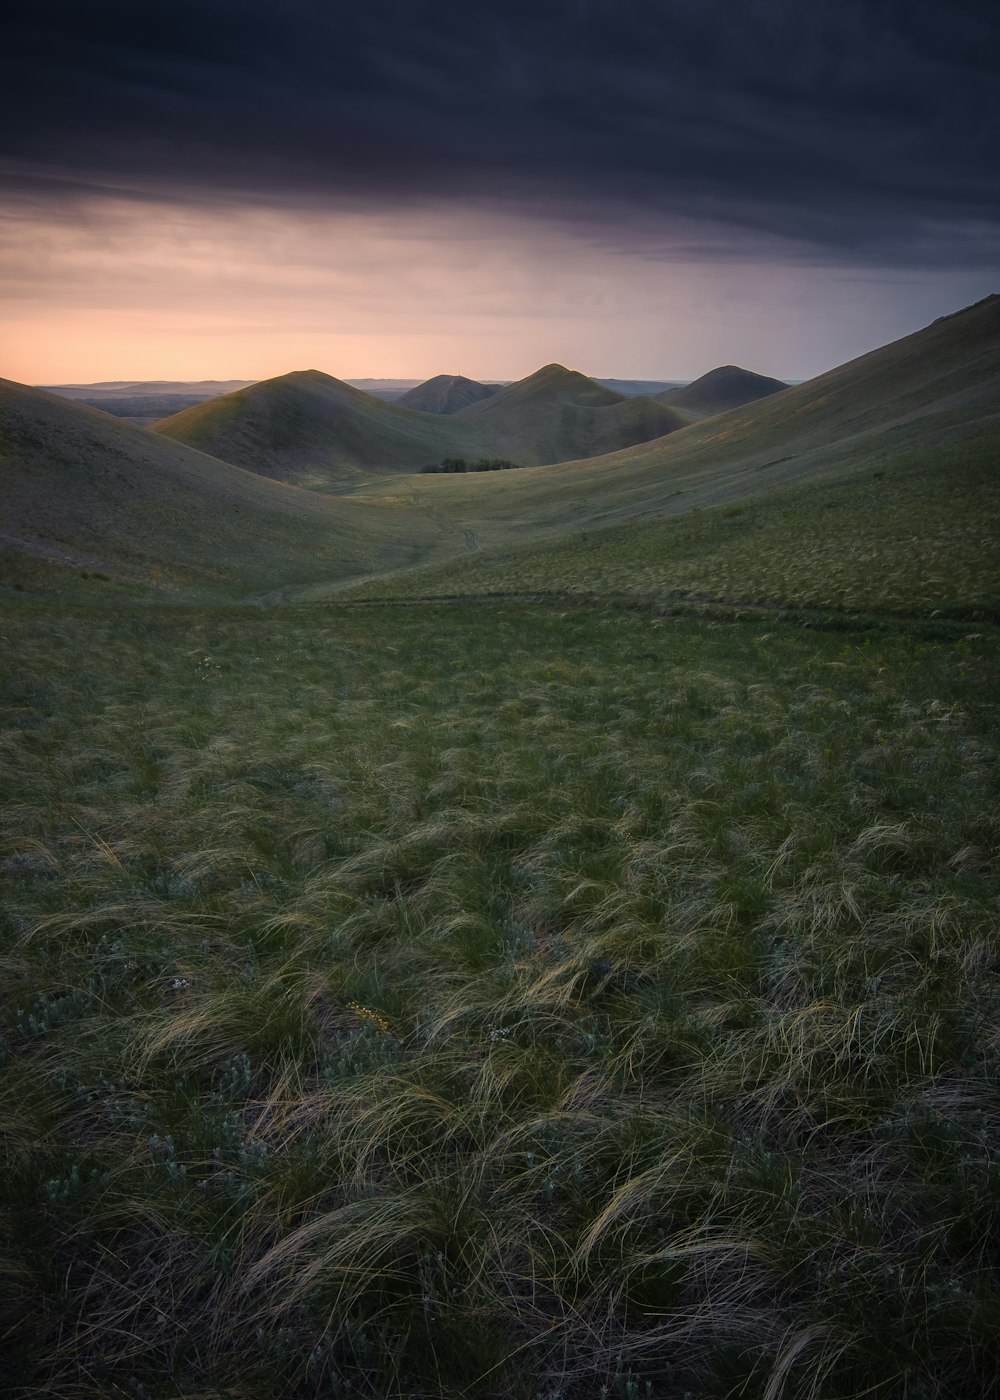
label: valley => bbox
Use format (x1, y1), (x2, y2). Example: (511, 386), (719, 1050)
(1, 297), (998, 1400)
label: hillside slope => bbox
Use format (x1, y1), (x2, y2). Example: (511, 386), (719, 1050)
(0, 381), (442, 597)
(326, 295), (1000, 596)
(397, 374), (500, 413)
(657, 365), (788, 418)
(154, 370), (474, 486)
(595, 377), (680, 397)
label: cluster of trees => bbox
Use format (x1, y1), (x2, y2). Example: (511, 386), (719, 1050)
(420, 457), (525, 474)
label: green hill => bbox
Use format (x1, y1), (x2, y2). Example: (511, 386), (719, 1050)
(450, 363), (687, 463)
(397, 374), (500, 414)
(154, 370), (472, 487)
(0, 381), (443, 598)
(155, 364), (686, 486)
(656, 364), (788, 418)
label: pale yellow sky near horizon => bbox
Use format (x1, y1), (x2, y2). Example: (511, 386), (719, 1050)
(1, 195), (994, 385)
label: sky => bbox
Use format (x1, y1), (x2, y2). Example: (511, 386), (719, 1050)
(1, 0), (998, 384)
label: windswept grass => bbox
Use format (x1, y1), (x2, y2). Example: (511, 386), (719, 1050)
(2, 598), (998, 1398)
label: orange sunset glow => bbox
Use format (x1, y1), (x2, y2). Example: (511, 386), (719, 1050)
(3, 194), (995, 385)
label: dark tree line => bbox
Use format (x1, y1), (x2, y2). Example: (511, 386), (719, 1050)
(420, 457), (525, 474)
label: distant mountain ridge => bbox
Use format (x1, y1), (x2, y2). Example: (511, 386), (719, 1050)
(37, 380), (262, 427)
(37, 370), (759, 421)
(41, 380), (255, 399)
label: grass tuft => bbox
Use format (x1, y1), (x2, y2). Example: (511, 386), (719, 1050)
(1, 597), (998, 1397)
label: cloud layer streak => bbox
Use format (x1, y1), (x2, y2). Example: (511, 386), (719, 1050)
(2, 2), (997, 382)
(3, 0), (999, 264)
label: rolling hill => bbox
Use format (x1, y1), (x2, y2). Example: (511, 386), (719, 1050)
(6, 296), (997, 605)
(448, 363), (687, 464)
(155, 364), (687, 486)
(656, 364), (788, 418)
(154, 370), (473, 486)
(0, 380), (444, 597)
(397, 374), (500, 413)
(325, 295), (1000, 601)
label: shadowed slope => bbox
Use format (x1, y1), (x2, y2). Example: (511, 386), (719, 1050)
(596, 377), (681, 397)
(452, 363), (687, 463)
(657, 365), (789, 418)
(0, 381), (442, 597)
(397, 374), (500, 414)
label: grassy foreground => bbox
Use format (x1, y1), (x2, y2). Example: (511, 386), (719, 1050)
(2, 598), (998, 1398)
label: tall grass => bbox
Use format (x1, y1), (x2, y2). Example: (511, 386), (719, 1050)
(1, 599), (997, 1397)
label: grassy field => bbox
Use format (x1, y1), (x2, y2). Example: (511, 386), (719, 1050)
(2, 597), (998, 1398)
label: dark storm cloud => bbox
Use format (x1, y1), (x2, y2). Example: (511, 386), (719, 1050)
(2, 0), (998, 263)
